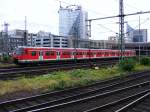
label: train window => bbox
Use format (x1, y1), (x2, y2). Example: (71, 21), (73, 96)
(83, 52), (86, 55)
(15, 48), (23, 55)
(87, 52), (93, 55)
(50, 51), (55, 55)
(45, 51), (55, 56)
(31, 51), (36, 56)
(105, 52), (109, 55)
(73, 52), (76, 55)
(62, 52), (70, 55)
(98, 52), (102, 55)
(24, 50), (28, 54)
(101, 52), (105, 55)
(45, 51), (50, 56)
(78, 52), (82, 55)
(112, 52), (115, 55)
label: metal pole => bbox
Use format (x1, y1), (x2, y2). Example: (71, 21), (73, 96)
(24, 16), (27, 46)
(146, 43), (148, 56)
(4, 23), (9, 54)
(119, 0), (124, 61)
(88, 39), (91, 66)
(139, 16), (141, 63)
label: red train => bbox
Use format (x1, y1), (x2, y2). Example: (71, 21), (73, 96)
(13, 46), (136, 64)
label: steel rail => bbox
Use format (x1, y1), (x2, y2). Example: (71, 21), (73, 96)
(84, 90), (150, 112)
(0, 60), (118, 80)
(0, 71), (150, 112)
(10, 72), (150, 112)
(116, 92), (150, 112)
(26, 81), (150, 112)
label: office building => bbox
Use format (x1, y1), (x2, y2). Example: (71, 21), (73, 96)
(35, 31), (68, 48)
(59, 5), (88, 39)
(126, 24), (147, 42)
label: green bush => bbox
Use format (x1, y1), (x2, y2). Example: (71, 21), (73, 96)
(3, 56), (9, 62)
(118, 58), (136, 71)
(140, 57), (150, 66)
(1, 55), (13, 63)
(70, 69), (86, 78)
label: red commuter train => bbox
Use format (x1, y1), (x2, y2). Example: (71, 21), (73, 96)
(12, 46), (136, 64)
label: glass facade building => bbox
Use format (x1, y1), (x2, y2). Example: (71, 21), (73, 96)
(126, 24), (147, 43)
(59, 5), (88, 39)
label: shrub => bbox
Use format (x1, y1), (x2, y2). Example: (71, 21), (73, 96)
(70, 69), (86, 78)
(3, 56), (9, 62)
(118, 58), (135, 71)
(140, 57), (150, 66)
(1, 55), (13, 63)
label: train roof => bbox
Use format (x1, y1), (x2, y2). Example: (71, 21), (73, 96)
(17, 46), (134, 51)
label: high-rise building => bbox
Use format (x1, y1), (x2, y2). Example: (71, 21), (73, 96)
(132, 29), (147, 42)
(126, 24), (135, 42)
(59, 5), (88, 39)
(126, 24), (147, 43)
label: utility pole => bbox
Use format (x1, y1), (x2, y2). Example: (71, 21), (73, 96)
(138, 16), (141, 63)
(24, 16), (27, 46)
(3, 22), (9, 54)
(119, 0), (124, 61)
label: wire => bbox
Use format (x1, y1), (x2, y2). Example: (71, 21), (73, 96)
(97, 24), (118, 34)
(125, 18), (150, 34)
(8, 20), (55, 28)
(56, 0), (76, 6)
(56, 0), (108, 17)
(113, 0), (142, 12)
(124, 2), (142, 12)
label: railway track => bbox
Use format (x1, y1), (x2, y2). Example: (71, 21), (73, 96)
(0, 60), (118, 80)
(0, 71), (150, 112)
(29, 81), (150, 112)
(116, 92), (150, 112)
(84, 90), (150, 112)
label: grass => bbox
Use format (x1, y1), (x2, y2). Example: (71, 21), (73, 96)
(0, 64), (150, 96)
(0, 62), (16, 67)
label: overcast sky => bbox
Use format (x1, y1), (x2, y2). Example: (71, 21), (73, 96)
(0, 0), (150, 41)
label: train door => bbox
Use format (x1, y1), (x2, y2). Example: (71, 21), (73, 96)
(39, 51), (43, 61)
(94, 52), (96, 58)
(57, 51), (60, 60)
(72, 52), (74, 59)
(83, 52), (86, 58)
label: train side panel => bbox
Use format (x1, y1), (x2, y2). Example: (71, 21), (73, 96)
(13, 47), (136, 64)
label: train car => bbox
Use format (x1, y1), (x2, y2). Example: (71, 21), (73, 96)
(12, 46), (136, 64)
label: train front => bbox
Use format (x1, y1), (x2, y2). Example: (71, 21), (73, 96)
(12, 47), (24, 64)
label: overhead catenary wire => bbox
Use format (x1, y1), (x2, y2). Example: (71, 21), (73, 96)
(87, 10), (150, 21)
(125, 18), (150, 35)
(97, 24), (118, 34)
(56, 0), (108, 17)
